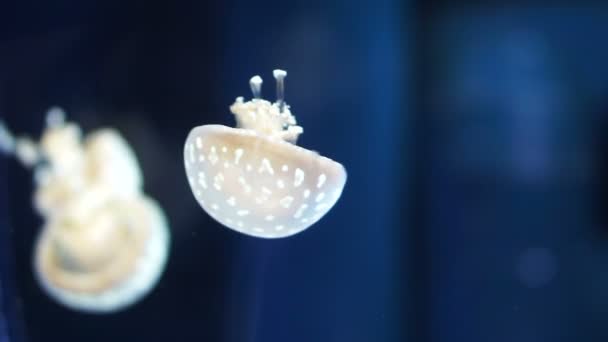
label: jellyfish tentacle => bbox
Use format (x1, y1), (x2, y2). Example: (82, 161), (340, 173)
(273, 69), (287, 112)
(250, 75), (263, 99)
(45, 107), (66, 128)
(0, 119), (15, 155)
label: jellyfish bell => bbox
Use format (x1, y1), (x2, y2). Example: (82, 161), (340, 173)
(185, 125), (346, 238)
(184, 70), (347, 238)
(0, 108), (170, 313)
(34, 196), (169, 313)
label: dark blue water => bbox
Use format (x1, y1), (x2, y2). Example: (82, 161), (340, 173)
(2, 1), (608, 342)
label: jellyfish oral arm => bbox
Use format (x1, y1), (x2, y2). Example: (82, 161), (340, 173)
(0, 120), (42, 167)
(230, 70), (303, 144)
(0, 119), (15, 155)
(0, 107), (68, 168)
(230, 97), (303, 144)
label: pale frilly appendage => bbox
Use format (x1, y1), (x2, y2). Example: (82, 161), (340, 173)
(1, 108), (169, 313)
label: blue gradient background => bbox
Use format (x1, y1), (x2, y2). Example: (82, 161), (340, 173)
(1, 1), (608, 341)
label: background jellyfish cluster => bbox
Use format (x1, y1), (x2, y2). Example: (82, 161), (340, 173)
(2, 1), (608, 342)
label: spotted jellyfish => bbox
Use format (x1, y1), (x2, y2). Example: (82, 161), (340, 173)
(0, 108), (170, 313)
(184, 70), (347, 238)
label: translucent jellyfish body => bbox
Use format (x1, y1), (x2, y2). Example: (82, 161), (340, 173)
(184, 70), (347, 238)
(0, 109), (170, 313)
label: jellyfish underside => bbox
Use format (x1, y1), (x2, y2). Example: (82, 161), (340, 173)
(36, 197), (168, 313)
(184, 70), (347, 238)
(1, 109), (169, 313)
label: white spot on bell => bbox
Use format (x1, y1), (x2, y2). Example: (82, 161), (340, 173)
(259, 158), (275, 175)
(208, 146), (218, 165)
(315, 192), (326, 203)
(303, 189), (310, 199)
(197, 172), (207, 189)
(237, 176), (252, 193)
(213, 173), (224, 191)
(317, 174), (327, 188)
(279, 196), (294, 208)
(294, 168), (305, 187)
(234, 148), (244, 164)
(255, 195), (268, 204)
(294, 204), (308, 219)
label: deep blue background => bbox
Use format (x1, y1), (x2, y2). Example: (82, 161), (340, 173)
(1, 1), (608, 342)
(0, 1), (406, 341)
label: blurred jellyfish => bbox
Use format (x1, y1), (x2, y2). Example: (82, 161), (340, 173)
(0, 108), (170, 313)
(184, 70), (347, 238)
